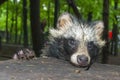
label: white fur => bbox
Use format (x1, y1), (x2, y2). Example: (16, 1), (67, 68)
(50, 21), (105, 47)
(70, 52), (90, 66)
(70, 53), (78, 65)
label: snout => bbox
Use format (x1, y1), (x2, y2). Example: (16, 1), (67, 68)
(70, 53), (90, 67)
(77, 55), (88, 66)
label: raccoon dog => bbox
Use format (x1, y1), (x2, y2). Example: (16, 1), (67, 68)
(43, 12), (105, 70)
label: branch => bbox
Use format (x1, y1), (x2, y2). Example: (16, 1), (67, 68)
(66, 0), (82, 19)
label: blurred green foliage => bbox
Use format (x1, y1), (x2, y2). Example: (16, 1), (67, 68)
(0, 0), (119, 41)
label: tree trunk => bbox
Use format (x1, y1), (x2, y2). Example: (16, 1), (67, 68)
(54, 0), (59, 28)
(23, 0), (28, 47)
(10, 8), (15, 43)
(111, 0), (118, 56)
(30, 0), (43, 57)
(14, 0), (18, 44)
(102, 0), (109, 64)
(18, 25), (23, 44)
(47, 1), (50, 29)
(5, 1), (9, 43)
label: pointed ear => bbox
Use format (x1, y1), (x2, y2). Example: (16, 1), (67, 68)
(93, 21), (104, 37)
(57, 12), (73, 29)
(93, 21), (105, 47)
(49, 13), (74, 38)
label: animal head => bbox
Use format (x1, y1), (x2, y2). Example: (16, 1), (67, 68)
(49, 12), (105, 69)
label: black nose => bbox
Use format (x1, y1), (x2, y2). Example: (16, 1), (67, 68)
(77, 55), (88, 66)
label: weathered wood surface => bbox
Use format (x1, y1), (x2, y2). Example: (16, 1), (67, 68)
(0, 57), (120, 80)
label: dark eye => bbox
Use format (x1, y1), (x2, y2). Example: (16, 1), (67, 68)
(87, 41), (94, 50)
(87, 41), (99, 59)
(68, 39), (76, 47)
(63, 38), (79, 55)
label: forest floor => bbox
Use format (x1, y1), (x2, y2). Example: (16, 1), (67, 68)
(0, 57), (120, 80)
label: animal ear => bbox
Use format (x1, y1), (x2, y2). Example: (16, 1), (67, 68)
(93, 21), (105, 47)
(93, 21), (104, 37)
(57, 12), (73, 29)
(49, 12), (77, 38)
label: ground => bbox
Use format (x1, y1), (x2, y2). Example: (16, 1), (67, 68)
(0, 44), (120, 80)
(0, 57), (120, 80)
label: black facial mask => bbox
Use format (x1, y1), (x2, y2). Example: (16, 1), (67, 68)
(86, 41), (99, 70)
(63, 38), (79, 55)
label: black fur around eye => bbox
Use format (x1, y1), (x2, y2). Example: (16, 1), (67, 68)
(87, 41), (94, 50)
(68, 39), (77, 48)
(64, 38), (79, 55)
(87, 41), (99, 62)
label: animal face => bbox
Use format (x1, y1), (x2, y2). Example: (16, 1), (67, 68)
(48, 12), (105, 69)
